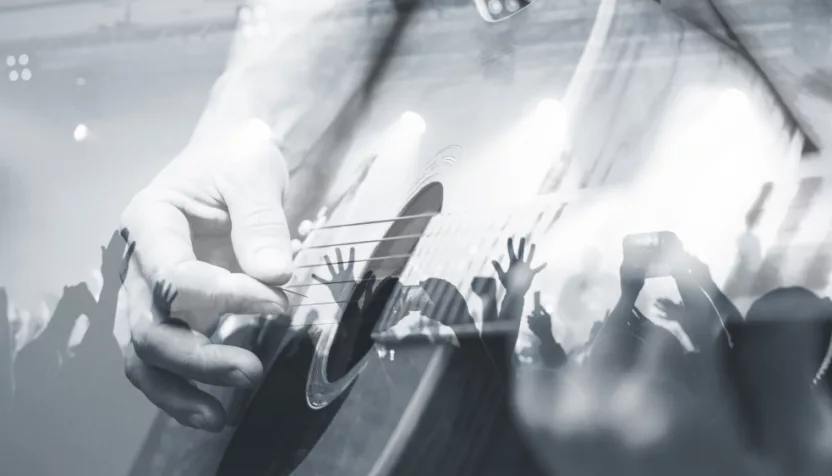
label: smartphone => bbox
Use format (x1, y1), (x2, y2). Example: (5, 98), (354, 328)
(622, 231), (685, 278)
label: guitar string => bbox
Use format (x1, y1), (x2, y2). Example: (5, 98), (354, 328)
(283, 207), (550, 304)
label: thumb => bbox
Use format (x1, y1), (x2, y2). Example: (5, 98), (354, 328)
(218, 121), (293, 285)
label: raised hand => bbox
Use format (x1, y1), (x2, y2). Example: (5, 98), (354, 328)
(312, 248), (358, 303)
(101, 229), (135, 284)
(654, 297), (684, 321)
(527, 304), (552, 340)
(491, 237), (547, 297)
(152, 281), (179, 318)
(60, 283), (97, 319)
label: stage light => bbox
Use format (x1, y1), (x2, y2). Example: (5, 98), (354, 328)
(74, 124), (89, 142)
(8, 70), (18, 82)
(5, 56), (14, 67)
(20, 69), (31, 81)
(18, 54), (28, 66)
(488, 0), (503, 14)
(400, 111), (426, 135)
(506, 0), (520, 12)
(718, 88), (749, 108)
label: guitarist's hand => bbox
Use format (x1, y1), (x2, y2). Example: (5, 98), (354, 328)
(119, 120), (292, 432)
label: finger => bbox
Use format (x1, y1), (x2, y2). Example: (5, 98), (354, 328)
(349, 247), (355, 266)
(335, 248), (343, 271)
(518, 237), (527, 261)
(311, 273), (327, 285)
(507, 238), (516, 262)
(492, 261), (506, 281)
(124, 240), (136, 263)
(219, 132), (293, 285)
(527, 244), (536, 264)
(163, 261), (288, 334)
(533, 263), (547, 273)
(121, 195), (197, 286)
(124, 343), (226, 432)
(106, 229), (124, 252)
(324, 255), (336, 278)
(132, 320), (264, 388)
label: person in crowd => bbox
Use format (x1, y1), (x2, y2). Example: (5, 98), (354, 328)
(724, 182), (771, 300)
(526, 298), (568, 369)
(538, 238), (771, 476)
(723, 287), (832, 476)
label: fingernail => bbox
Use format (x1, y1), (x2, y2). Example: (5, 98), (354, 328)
(229, 369), (257, 388)
(255, 249), (290, 272)
(187, 412), (210, 430)
(187, 411), (224, 432)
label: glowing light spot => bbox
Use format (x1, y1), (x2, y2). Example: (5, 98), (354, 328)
(488, 0), (503, 14)
(20, 69), (31, 81)
(5, 56), (14, 67)
(718, 88), (749, 110)
(505, 0), (520, 12)
(8, 70), (18, 82)
(74, 124), (89, 142)
(18, 54), (28, 66)
(400, 111), (426, 135)
(536, 98), (565, 119)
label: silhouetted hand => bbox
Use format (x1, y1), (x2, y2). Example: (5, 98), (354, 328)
(492, 237), (547, 297)
(670, 252), (711, 285)
(528, 305), (552, 340)
(152, 281), (179, 318)
(61, 283), (97, 317)
(101, 229), (135, 283)
(654, 297), (684, 321)
(312, 248), (358, 302)
(619, 260), (646, 297)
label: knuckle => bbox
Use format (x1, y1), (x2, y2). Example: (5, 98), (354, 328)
(123, 350), (143, 388)
(130, 328), (155, 363)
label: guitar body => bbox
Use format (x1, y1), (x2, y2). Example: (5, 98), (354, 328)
(128, 1), (818, 475)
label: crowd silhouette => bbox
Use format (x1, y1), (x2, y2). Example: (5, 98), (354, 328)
(0, 229), (148, 476)
(2, 213), (832, 476)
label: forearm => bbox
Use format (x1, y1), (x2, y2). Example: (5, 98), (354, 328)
(537, 334), (568, 369)
(190, 0), (383, 150)
(700, 278), (743, 325)
(587, 288), (640, 370)
(675, 277), (728, 346)
(495, 294), (526, 361)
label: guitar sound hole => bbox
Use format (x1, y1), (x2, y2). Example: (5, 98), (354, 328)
(325, 182), (443, 382)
